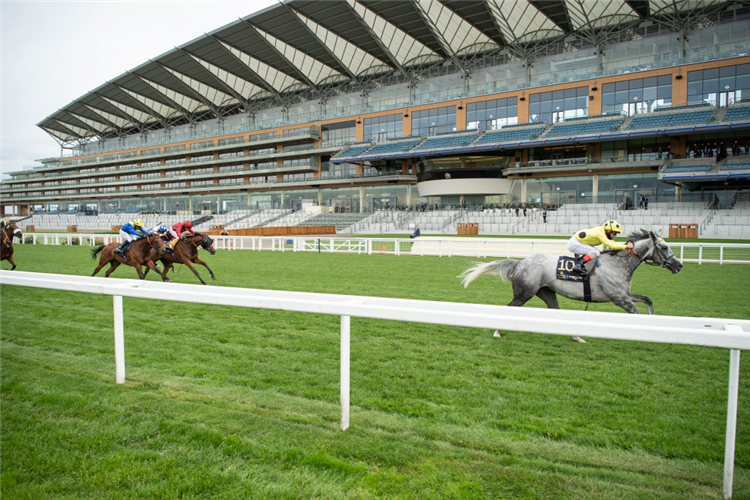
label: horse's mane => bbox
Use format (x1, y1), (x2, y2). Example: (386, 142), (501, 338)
(627, 229), (651, 242)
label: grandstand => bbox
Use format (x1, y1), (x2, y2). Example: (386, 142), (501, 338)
(1, 1), (749, 239)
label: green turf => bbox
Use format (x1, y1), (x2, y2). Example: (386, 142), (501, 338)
(2, 245), (749, 499)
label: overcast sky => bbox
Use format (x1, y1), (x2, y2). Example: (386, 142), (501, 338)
(0, 0), (279, 180)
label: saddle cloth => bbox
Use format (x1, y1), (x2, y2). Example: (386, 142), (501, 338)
(556, 256), (589, 282)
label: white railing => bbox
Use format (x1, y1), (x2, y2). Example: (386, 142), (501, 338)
(1, 270), (749, 498)
(14, 233), (750, 264)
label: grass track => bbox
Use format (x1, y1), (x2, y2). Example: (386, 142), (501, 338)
(2, 245), (750, 499)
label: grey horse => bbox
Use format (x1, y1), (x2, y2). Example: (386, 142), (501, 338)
(460, 230), (683, 342)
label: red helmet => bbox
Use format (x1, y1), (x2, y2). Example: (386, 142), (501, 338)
(183, 220), (193, 228)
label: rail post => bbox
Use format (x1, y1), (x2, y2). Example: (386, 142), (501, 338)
(340, 315), (351, 431)
(113, 295), (125, 384)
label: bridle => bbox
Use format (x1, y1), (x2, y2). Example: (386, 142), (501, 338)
(2, 225), (20, 247)
(630, 236), (672, 269)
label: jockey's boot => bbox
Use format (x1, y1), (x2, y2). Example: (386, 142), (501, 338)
(114, 243), (125, 256)
(572, 257), (588, 276)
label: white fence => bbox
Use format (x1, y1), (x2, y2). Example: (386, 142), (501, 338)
(16, 233), (750, 264)
(1, 270), (749, 498)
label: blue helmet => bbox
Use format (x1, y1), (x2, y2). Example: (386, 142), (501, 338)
(159, 225), (168, 233)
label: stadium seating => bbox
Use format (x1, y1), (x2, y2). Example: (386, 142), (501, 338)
(544, 119), (623, 137)
(335, 143), (372, 159)
(412, 133), (479, 151)
(721, 162), (750, 171)
(722, 106), (750, 122)
(472, 127), (546, 146)
(663, 165), (712, 173)
(363, 139), (422, 156)
(627, 109), (715, 130)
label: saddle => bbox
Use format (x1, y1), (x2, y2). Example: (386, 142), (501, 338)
(556, 256), (593, 302)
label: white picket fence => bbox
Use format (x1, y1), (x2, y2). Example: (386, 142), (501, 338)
(1, 270), (748, 498)
(15, 233), (750, 264)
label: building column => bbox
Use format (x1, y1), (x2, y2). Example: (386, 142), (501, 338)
(359, 186), (365, 213)
(521, 178), (527, 203)
(592, 174), (599, 203)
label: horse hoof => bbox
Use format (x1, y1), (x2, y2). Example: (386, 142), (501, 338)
(571, 336), (587, 343)
(493, 330), (502, 339)
(211, 276), (216, 280)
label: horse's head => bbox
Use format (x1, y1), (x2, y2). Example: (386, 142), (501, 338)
(9, 224), (22, 240)
(200, 234), (215, 255)
(2, 223), (21, 246)
(148, 233), (170, 255)
(635, 230), (682, 274)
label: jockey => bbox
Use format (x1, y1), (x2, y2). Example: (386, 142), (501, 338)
(115, 219), (148, 256)
(148, 224), (169, 236)
(168, 220), (193, 248)
(567, 220), (634, 276)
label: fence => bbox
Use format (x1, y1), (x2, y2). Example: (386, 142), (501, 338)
(18, 233), (750, 264)
(1, 270), (748, 498)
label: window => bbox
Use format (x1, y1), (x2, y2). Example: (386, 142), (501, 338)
(529, 87), (588, 123)
(687, 63), (750, 106)
(363, 114), (402, 142)
(602, 76), (672, 116)
(467, 97), (518, 131)
(412, 106), (457, 136)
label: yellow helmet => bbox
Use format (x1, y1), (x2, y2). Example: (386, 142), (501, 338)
(603, 220), (623, 233)
(132, 219), (144, 227)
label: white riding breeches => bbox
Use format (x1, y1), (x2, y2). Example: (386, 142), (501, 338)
(120, 230), (139, 242)
(567, 235), (600, 257)
(169, 229), (180, 239)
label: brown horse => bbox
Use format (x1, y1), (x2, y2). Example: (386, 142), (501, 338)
(91, 234), (171, 281)
(1, 222), (23, 270)
(146, 232), (217, 285)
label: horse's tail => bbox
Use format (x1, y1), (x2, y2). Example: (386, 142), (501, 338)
(91, 246), (105, 259)
(459, 260), (519, 288)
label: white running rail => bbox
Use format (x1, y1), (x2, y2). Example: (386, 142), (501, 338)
(1, 271), (748, 498)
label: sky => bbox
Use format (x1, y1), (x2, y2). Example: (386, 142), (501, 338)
(0, 0), (279, 180)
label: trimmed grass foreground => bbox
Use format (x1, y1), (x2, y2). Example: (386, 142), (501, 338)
(2, 245), (749, 499)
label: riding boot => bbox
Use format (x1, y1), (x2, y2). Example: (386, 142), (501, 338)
(114, 243), (125, 256)
(572, 257), (588, 276)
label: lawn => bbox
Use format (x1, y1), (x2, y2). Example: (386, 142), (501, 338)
(2, 244), (749, 499)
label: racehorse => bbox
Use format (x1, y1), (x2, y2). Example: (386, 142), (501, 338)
(146, 232), (216, 285)
(0, 222), (23, 270)
(460, 230), (683, 342)
(91, 234), (171, 281)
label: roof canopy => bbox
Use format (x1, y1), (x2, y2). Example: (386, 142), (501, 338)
(38, 0), (727, 145)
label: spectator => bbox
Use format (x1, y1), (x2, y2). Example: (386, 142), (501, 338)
(410, 224), (420, 239)
(542, 206), (549, 224)
(522, 203), (527, 217)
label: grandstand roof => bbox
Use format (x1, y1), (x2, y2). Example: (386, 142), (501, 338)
(37, 0), (728, 146)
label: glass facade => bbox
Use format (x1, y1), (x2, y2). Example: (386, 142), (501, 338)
(363, 184), (408, 210)
(321, 120), (356, 147)
(687, 63), (750, 106)
(412, 106), (456, 136)
(363, 113), (403, 142)
(601, 75), (672, 116)
(529, 87), (588, 124)
(600, 138), (671, 162)
(466, 97), (518, 131)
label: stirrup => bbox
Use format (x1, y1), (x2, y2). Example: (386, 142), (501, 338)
(573, 259), (588, 276)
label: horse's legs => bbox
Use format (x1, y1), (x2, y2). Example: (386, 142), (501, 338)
(133, 263), (145, 280)
(8, 256), (16, 270)
(105, 261), (121, 278)
(183, 261), (207, 285)
(144, 260), (171, 282)
(193, 257), (216, 280)
(627, 292), (654, 314)
(611, 296), (642, 314)
(493, 284), (537, 339)
(536, 287), (586, 343)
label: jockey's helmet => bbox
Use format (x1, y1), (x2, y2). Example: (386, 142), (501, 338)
(603, 220), (623, 233)
(183, 220), (193, 228)
(159, 225), (168, 233)
(133, 219), (144, 227)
